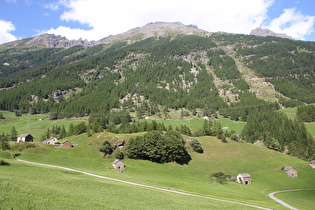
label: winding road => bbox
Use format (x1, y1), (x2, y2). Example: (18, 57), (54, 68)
(268, 189), (315, 210)
(16, 158), (272, 210)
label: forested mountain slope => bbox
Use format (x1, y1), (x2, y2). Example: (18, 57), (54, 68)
(0, 23), (314, 119)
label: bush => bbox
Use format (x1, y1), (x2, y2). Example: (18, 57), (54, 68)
(0, 159), (10, 166)
(230, 133), (240, 141)
(210, 172), (231, 184)
(189, 139), (203, 153)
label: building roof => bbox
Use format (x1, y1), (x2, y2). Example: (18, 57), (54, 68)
(42, 137), (58, 143)
(112, 159), (123, 165)
(238, 173), (251, 178)
(283, 166), (296, 171)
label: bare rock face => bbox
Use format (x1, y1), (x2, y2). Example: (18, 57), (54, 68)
(1, 33), (98, 48)
(250, 28), (294, 40)
(25, 34), (98, 48)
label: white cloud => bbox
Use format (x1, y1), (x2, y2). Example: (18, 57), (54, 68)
(267, 8), (315, 40)
(0, 20), (17, 44)
(45, 0), (275, 41)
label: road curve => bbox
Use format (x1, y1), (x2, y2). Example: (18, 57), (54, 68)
(269, 189), (315, 210)
(16, 158), (271, 210)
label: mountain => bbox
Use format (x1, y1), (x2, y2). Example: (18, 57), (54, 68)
(250, 27), (294, 40)
(0, 21), (314, 115)
(0, 21), (314, 160)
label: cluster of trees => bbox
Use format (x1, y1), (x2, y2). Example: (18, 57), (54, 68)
(297, 105), (315, 122)
(242, 110), (314, 160)
(41, 122), (87, 140)
(237, 38), (315, 103)
(125, 131), (191, 164)
(208, 50), (249, 91)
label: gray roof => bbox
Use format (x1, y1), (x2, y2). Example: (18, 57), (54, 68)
(283, 166), (296, 171)
(239, 173), (251, 178)
(112, 159), (123, 165)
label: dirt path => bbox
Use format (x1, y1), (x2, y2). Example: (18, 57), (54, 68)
(16, 158), (271, 210)
(269, 189), (315, 210)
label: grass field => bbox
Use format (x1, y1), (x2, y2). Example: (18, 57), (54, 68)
(273, 190), (315, 210)
(1, 130), (315, 209)
(0, 111), (85, 139)
(1, 111), (315, 209)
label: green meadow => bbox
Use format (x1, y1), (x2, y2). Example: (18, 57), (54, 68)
(0, 111), (85, 139)
(1, 132), (315, 209)
(1, 111), (315, 209)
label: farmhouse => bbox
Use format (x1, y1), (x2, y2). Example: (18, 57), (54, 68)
(17, 134), (33, 143)
(310, 161), (315, 168)
(283, 166), (298, 178)
(42, 137), (59, 145)
(62, 140), (73, 148)
(112, 159), (124, 172)
(237, 173), (252, 185)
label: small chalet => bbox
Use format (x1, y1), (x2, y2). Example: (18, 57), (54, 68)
(42, 137), (59, 145)
(17, 134), (33, 143)
(62, 140), (73, 148)
(112, 159), (124, 172)
(283, 166), (298, 178)
(310, 161), (315, 168)
(237, 173), (252, 185)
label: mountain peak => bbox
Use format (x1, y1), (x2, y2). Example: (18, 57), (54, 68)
(250, 27), (294, 40)
(99, 22), (210, 44)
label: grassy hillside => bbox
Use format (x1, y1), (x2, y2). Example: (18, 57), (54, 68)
(0, 111), (85, 139)
(1, 131), (314, 209)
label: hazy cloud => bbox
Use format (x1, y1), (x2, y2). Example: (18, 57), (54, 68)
(47, 0), (275, 40)
(0, 19), (17, 44)
(267, 8), (315, 40)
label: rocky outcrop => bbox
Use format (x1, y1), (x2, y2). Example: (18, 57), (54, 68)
(1, 33), (98, 49)
(250, 28), (294, 40)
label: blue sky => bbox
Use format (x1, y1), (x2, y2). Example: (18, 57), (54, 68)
(0, 0), (315, 44)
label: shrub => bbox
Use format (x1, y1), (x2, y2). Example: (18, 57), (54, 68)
(210, 172), (231, 184)
(0, 159), (10, 166)
(189, 139), (203, 153)
(230, 133), (240, 141)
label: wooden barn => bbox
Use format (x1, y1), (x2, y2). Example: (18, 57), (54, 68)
(283, 166), (298, 178)
(237, 173), (252, 185)
(17, 134), (33, 143)
(112, 159), (124, 172)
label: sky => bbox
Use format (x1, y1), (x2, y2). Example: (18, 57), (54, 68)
(0, 0), (315, 44)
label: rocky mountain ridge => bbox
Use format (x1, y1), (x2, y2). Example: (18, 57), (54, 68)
(1, 23), (298, 49)
(250, 27), (294, 40)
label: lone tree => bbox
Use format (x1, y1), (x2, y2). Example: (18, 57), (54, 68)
(0, 133), (10, 151)
(10, 126), (18, 141)
(99, 140), (113, 156)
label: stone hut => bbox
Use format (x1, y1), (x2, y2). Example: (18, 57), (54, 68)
(42, 137), (59, 145)
(112, 159), (124, 172)
(17, 134), (33, 143)
(237, 173), (252, 185)
(283, 166), (297, 178)
(309, 161), (315, 168)
(62, 140), (73, 148)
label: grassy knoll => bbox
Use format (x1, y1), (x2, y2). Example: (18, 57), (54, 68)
(0, 160), (243, 209)
(274, 190), (315, 210)
(0, 111), (85, 139)
(2, 131), (314, 209)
